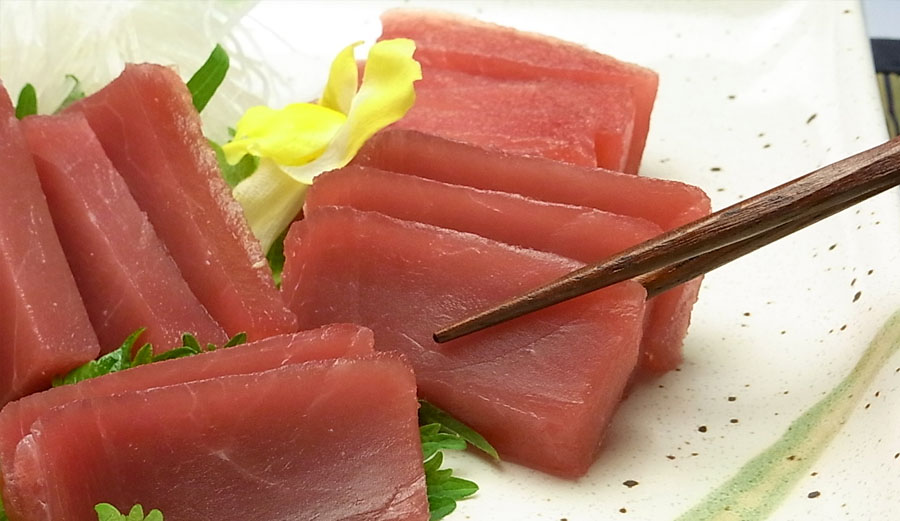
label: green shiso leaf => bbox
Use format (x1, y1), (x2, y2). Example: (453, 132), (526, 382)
(418, 400), (499, 460)
(95, 503), (163, 521)
(418, 402), (494, 520)
(209, 139), (259, 188)
(52, 330), (247, 387)
(14, 83), (37, 119)
(187, 43), (229, 113)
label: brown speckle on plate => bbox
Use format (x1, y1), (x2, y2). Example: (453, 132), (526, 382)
(623, 480), (639, 488)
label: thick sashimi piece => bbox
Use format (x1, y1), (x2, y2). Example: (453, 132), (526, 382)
(70, 64), (297, 340)
(282, 207), (647, 477)
(0, 323), (373, 501)
(306, 165), (663, 263)
(0, 87), (100, 405)
(380, 8), (658, 173)
(355, 129), (711, 373)
(6, 353), (426, 521)
(396, 67), (635, 170)
(22, 114), (226, 354)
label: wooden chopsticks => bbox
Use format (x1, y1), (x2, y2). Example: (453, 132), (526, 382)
(434, 136), (900, 343)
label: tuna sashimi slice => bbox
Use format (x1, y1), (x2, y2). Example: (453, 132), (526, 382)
(282, 207), (647, 477)
(6, 353), (426, 521)
(70, 64), (297, 340)
(306, 165), (663, 263)
(0, 323), (373, 507)
(22, 114), (226, 354)
(396, 67), (635, 170)
(0, 86), (100, 405)
(355, 129), (711, 373)
(379, 8), (658, 173)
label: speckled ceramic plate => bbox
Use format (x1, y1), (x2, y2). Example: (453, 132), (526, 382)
(4, 1), (899, 520)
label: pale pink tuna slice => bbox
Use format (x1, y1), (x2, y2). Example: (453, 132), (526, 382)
(282, 207), (647, 477)
(6, 352), (426, 521)
(0, 323), (375, 519)
(355, 129), (711, 374)
(69, 64), (297, 340)
(22, 113), (227, 354)
(0, 86), (100, 405)
(395, 66), (635, 170)
(306, 165), (663, 262)
(379, 8), (658, 174)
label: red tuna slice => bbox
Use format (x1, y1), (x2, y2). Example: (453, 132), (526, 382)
(69, 64), (297, 340)
(0, 322), (373, 506)
(306, 165), (663, 263)
(22, 114), (227, 354)
(6, 353), (426, 521)
(355, 129), (711, 374)
(396, 67), (635, 170)
(282, 207), (647, 477)
(0, 87), (100, 405)
(379, 8), (658, 174)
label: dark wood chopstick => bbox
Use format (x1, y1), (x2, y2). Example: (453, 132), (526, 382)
(637, 185), (877, 298)
(434, 136), (900, 343)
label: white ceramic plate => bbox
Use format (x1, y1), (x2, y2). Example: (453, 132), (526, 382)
(3, 1), (898, 520)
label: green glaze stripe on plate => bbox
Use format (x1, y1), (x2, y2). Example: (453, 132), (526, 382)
(675, 311), (900, 521)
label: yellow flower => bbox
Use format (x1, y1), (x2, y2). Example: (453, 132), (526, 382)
(224, 38), (421, 252)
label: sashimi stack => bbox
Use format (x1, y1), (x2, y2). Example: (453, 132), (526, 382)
(0, 325), (429, 521)
(0, 66), (428, 519)
(280, 10), (711, 478)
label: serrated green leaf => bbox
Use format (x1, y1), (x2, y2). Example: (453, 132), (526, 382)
(427, 496), (457, 521)
(94, 503), (163, 521)
(423, 451), (444, 474)
(15, 83), (38, 119)
(209, 139), (259, 188)
(181, 333), (203, 353)
(187, 44), (229, 113)
(53, 329), (146, 386)
(420, 423), (467, 460)
(131, 343), (154, 367)
(222, 332), (247, 348)
(428, 476), (479, 501)
(55, 74), (85, 112)
(53, 329), (248, 386)
(418, 400), (498, 460)
(149, 346), (196, 363)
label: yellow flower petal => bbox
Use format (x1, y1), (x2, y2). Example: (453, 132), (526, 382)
(319, 41), (363, 115)
(222, 103), (346, 166)
(280, 38), (421, 184)
(232, 38), (420, 251)
(232, 158), (308, 253)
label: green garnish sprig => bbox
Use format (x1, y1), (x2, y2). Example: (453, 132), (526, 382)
(52, 329), (247, 387)
(95, 503), (162, 521)
(418, 400), (499, 520)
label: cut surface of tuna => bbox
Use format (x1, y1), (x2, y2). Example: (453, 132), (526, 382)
(0, 323), (373, 506)
(0, 86), (100, 405)
(22, 114), (226, 354)
(306, 165), (663, 262)
(5, 353), (426, 521)
(70, 64), (297, 340)
(282, 207), (647, 477)
(379, 8), (658, 173)
(355, 129), (711, 373)
(395, 66), (635, 170)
